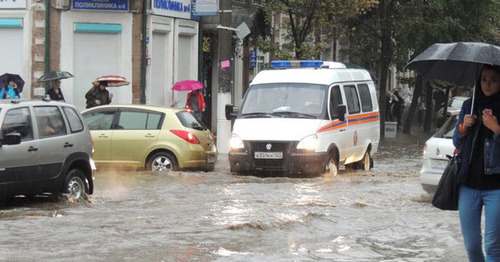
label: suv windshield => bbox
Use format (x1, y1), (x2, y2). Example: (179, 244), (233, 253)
(240, 83), (327, 119)
(434, 114), (458, 139)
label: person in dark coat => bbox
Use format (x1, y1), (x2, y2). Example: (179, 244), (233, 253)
(452, 64), (500, 262)
(85, 81), (113, 108)
(391, 90), (405, 126)
(47, 79), (65, 101)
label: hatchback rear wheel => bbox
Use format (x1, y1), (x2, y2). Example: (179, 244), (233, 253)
(147, 152), (178, 172)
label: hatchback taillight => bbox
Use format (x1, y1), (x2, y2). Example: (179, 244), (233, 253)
(171, 130), (200, 144)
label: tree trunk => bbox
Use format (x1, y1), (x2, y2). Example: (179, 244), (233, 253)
(402, 76), (423, 134)
(378, 0), (392, 138)
(424, 81), (433, 133)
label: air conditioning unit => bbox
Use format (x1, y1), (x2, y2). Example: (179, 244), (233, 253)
(55, 0), (70, 10)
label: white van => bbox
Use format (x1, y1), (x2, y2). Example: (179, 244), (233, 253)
(225, 60), (380, 175)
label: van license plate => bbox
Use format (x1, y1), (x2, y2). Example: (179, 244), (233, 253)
(254, 152), (283, 159)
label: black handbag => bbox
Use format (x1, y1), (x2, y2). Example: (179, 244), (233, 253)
(431, 154), (462, 210)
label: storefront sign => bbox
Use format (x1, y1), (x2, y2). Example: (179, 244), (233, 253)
(192, 0), (217, 16)
(152, 0), (191, 19)
(72, 0), (128, 11)
(0, 0), (27, 9)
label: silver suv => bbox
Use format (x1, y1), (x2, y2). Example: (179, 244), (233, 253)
(0, 99), (93, 201)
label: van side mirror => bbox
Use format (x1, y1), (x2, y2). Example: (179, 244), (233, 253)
(225, 104), (238, 120)
(0, 132), (21, 146)
(337, 104), (347, 122)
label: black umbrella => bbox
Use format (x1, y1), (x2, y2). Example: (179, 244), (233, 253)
(0, 73), (25, 93)
(38, 71), (74, 82)
(404, 42), (500, 86)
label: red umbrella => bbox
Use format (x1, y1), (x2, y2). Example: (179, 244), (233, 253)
(92, 75), (130, 87)
(172, 80), (203, 91)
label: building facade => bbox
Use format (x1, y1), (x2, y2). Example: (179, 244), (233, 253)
(0, 0), (200, 112)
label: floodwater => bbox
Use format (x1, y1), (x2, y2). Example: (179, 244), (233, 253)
(0, 131), (467, 261)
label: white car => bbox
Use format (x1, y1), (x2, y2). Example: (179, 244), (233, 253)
(420, 113), (458, 193)
(439, 96), (468, 116)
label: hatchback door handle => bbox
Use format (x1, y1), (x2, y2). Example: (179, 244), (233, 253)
(98, 134), (109, 138)
(145, 134), (156, 137)
(28, 146), (38, 152)
(339, 129), (346, 132)
(64, 142), (73, 148)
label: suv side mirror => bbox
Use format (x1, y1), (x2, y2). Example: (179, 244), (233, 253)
(337, 104), (347, 122)
(0, 132), (21, 146)
(225, 104), (239, 120)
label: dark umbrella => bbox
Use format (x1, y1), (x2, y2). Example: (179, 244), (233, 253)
(37, 71), (74, 82)
(0, 73), (25, 93)
(404, 42), (500, 86)
(404, 42), (500, 113)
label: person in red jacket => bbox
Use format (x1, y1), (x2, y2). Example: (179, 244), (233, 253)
(186, 89), (205, 121)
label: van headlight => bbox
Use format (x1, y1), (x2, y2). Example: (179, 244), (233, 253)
(296, 134), (318, 151)
(229, 134), (245, 150)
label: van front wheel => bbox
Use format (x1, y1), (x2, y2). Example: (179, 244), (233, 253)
(326, 154), (338, 176)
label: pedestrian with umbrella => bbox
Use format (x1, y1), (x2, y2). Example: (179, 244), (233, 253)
(85, 81), (112, 108)
(0, 73), (24, 99)
(172, 80), (205, 121)
(47, 79), (65, 101)
(85, 75), (129, 108)
(38, 71), (74, 101)
(405, 42), (500, 262)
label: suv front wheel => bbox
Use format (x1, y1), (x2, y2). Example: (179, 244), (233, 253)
(63, 169), (88, 201)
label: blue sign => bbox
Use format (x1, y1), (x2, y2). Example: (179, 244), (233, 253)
(250, 50), (257, 68)
(73, 0), (128, 11)
(192, 0), (218, 16)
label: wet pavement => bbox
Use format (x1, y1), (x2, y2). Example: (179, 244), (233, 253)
(0, 130), (467, 261)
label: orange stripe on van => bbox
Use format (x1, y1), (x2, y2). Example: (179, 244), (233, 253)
(317, 112), (379, 133)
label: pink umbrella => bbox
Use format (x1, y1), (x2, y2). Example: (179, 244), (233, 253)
(172, 80), (203, 91)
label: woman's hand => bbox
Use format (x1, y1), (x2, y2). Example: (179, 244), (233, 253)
(463, 114), (476, 129)
(483, 109), (500, 134)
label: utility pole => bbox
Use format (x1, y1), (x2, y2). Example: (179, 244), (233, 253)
(216, 0), (233, 153)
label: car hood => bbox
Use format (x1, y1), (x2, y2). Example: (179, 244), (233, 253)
(232, 118), (322, 141)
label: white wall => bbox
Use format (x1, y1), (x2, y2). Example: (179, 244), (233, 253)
(60, 11), (133, 111)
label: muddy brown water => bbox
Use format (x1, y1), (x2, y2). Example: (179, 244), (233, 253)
(0, 131), (467, 261)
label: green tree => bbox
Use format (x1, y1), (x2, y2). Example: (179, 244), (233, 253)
(259, 0), (379, 59)
(346, 0), (499, 135)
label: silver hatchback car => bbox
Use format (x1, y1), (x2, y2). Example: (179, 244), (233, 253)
(0, 99), (94, 200)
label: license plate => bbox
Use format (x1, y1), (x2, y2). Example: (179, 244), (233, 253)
(207, 154), (216, 163)
(254, 152), (283, 159)
(430, 159), (449, 169)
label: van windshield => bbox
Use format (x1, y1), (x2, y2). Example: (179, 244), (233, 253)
(240, 83), (327, 119)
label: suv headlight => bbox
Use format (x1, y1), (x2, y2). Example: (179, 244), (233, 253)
(229, 134), (244, 150)
(296, 134), (318, 151)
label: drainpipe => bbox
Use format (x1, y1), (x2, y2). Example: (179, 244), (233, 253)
(140, 0), (148, 104)
(44, 0), (51, 90)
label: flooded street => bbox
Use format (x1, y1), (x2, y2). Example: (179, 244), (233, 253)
(0, 132), (467, 261)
